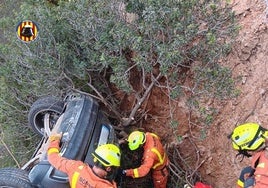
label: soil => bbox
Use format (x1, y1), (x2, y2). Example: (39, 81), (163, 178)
(119, 0), (268, 187)
(198, 0), (268, 187)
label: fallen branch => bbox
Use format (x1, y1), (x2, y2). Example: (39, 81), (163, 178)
(86, 81), (123, 120)
(0, 136), (20, 168)
(122, 73), (162, 126)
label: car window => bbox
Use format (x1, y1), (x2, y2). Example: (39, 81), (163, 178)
(98, 124), (110, 146)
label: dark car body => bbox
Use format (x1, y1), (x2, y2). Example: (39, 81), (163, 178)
(26, 94), (117, 187)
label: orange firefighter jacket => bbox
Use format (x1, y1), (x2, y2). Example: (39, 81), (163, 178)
(250, 150), (268, 188)
(125, 132), (169, 178)
(47, 140), (117, 188)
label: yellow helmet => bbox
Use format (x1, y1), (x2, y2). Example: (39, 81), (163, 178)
(92, 144), (121, 167)
(229, 123), (268, 152)
(128, 131), (146, 151)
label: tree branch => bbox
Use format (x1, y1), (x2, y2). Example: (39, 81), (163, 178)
(122, 73), (162, 126)
(0, 136), (20, 168)
(86, 75), (123, 121)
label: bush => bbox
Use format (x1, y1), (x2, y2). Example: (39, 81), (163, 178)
(1, 0), (238, 98)
(0, 0), (238, 184)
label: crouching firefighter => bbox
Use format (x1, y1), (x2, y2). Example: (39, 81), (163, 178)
(47, 132), (121, 188)
(121, 131), (169, 188)
(229, 122), (268, 188)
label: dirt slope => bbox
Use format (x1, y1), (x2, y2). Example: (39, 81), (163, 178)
(199, 0), (268, 187)
(141, 0), (268, 187)
(1, 0), (267, 187)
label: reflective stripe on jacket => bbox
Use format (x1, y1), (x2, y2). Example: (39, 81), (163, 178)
(126, 132), (169, 178)
(47, 140), (117, 188)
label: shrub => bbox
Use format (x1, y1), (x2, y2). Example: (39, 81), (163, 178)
(0, 0), (238, 184)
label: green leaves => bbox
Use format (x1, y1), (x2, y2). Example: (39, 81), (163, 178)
(0, 0), (240, 183)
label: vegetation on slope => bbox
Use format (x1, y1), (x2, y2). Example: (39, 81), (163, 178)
(0, 0), (238, 186)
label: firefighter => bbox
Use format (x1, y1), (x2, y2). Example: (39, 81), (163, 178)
(122, 130), (169, 188)
(229, 122), (268, 188)
(47, 133), (121, 188)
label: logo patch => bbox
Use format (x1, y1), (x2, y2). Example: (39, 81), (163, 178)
(16, 20), (39, 42)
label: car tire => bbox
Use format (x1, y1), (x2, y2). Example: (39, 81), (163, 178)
(0, 168), (34, 188)
(28, 96), (64, 136)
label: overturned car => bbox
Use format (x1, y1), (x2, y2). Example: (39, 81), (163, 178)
(0, 93), (119, 187)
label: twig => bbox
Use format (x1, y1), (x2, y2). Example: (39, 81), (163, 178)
(87, 75), (123, 120)
(72, 88), (102, 101)
(122, 73), (162, 126)
(0, 137), (20, 168)
(168, 162), (185, 181)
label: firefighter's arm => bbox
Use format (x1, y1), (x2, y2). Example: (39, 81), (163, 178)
(125, 151), (155, 178)
(47, 133), (77, 173)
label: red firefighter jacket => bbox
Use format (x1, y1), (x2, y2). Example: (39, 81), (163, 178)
(194, 182), (213, 188)
(125, 132), (169, 178)
(250, 150), (268, 188)
(47, 140), (117, 188)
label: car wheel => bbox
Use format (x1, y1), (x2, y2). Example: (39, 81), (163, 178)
(0, 168), (34, 188)
(28, 96), (64, 136)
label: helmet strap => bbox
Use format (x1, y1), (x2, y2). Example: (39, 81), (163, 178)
(106, 167), (117, 182)
(94, 158), (118, 181)
(236, 150), (252, 162)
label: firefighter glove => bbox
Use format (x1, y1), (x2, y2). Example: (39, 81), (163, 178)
(49, 132), (62, 142)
